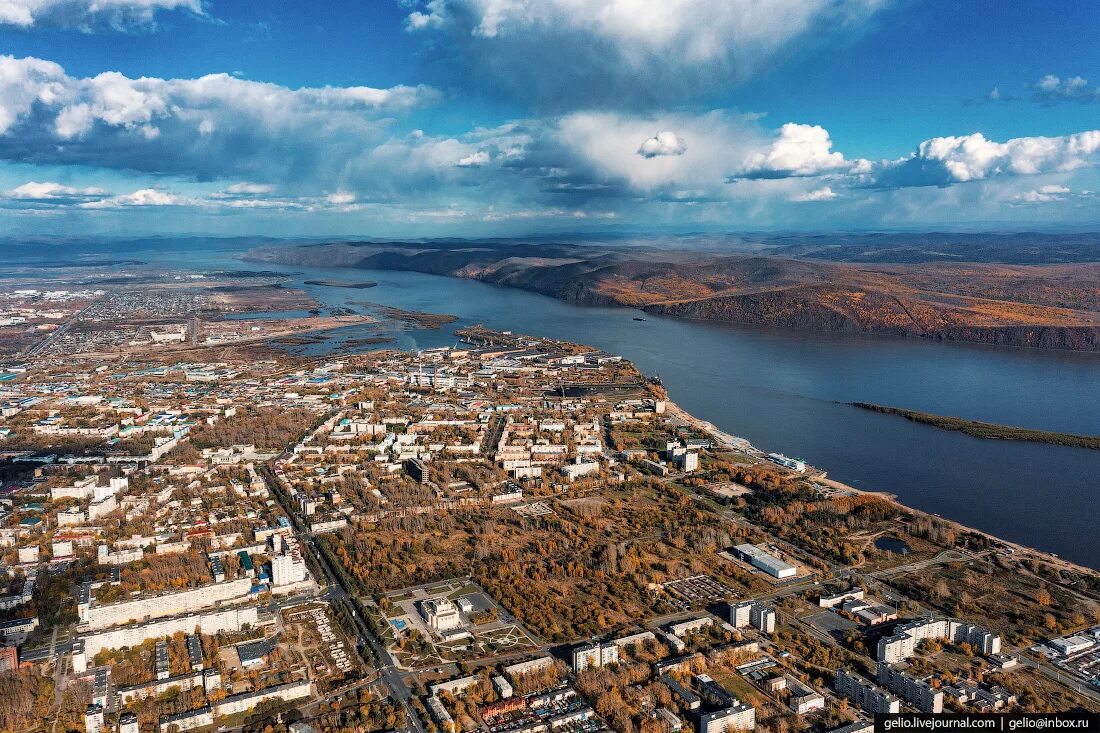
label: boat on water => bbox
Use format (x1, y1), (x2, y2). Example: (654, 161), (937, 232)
(633, 317), (647, 321)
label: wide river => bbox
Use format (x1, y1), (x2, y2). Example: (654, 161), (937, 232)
(13, 242), (1100, 568)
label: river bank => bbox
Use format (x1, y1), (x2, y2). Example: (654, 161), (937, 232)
(10, 241), (1099, 569)
(664, 397), (1098, 579)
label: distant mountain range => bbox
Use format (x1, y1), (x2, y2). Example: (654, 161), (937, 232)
(244, 234), (1100, 352)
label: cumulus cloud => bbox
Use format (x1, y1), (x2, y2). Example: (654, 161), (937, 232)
(732, 123), (858, 179)
(6, 180), (106, 200)
(790, 185), (837, 202)
(403, 0), (888, 109)
(0, 0), (203, 30)
(0, 55), (440, 182)
(546, 111), (764, 197)
(1013, 184), (1071, 203)
(455, 150), (490, 167)
(1034, 74), (1100, 103)
(867, 130), (1100, 188)
(637, 131), (687, 158)
(78, 187), (186, 208)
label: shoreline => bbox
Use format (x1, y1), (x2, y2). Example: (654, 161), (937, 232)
(234, 251), (1100, 575)
(661, 396), (1099, 578)
(241, 245), (1100, 355)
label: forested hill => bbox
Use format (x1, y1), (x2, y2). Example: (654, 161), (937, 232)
(245, 236), (1100, 352)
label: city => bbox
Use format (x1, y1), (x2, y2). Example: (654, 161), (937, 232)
(2, 319), (1098, 733)
(1, 1), (1099, 732)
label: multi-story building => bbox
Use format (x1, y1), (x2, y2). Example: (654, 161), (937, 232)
(0, 644), (17, 672)
(698, 702), (756, 733)
(186, 634), (204, 671)
(271, 539), (307, 587)
(877, 662), (944, 713)
(427, 695), (456, 733)
(877, 618), (1000, 663)
(730, 601), (776, 634)
(154, 640), (169, 680)
(834, 668), (901, 714)
(423, 597), (461, 632)
(158, 706), (213, 733)
(572, 641), (620, 672)
(118, 712), (138, 733)
(79, 606), (258, 658)
(215, 680), (312, 717)
(79, 578), (253, 629)
(84, 704), (104, 733)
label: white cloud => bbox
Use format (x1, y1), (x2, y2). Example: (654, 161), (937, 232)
(403, 0), (887, 109)
(6, 180), (106, 199)
(1013, 184), (1071, 203)
(637, 131), (686, 158)
(547, 111), (766, 197)
(0, 0), (203, 30)
(455, 150), (490, 167)
(79, 187), (185, 208)
(870, 130), (1100, 188)
(1034, 74), (1100, 103)
(481, 207), (617, 221)
(790, 185), (837, 202)
(733, 123), (857, 179)
(220, 182), (276, 196)
(325, 191), (356, 205)
(0, 55), (440, 181)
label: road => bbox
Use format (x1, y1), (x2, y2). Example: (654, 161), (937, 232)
(1012, 651), (1100, 704)
(259, 463), (428, 733)
(23, 296), (99, 358)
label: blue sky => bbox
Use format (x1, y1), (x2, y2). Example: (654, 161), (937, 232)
(1, 0), (1099, 237)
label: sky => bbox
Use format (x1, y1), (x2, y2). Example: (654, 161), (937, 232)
(1, 0), (1099, 237)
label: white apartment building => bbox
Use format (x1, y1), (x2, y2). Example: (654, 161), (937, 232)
(876, 662), (944, 713)
(572, 641), (620, 672)
(79, 577), (253, 630)
(271, 554), (307, 586)
(730, 601), (776, 634)
(215, 680), (313, 716)
(877, 618), (1000, 663)
(698, 702), (755, 733)
(78, 606), (259, 659)
(835, 668), (901, 714)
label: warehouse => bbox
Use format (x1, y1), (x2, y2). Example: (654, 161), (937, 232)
(731, 544), (797, 579)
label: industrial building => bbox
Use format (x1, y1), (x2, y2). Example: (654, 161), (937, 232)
(730, 544), (796, 579)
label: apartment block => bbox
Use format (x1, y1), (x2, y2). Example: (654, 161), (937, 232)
(834, 668), (901, 714)
(877, 618), (1000, 664)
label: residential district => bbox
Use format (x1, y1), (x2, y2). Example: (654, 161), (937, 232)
(2, 325), (1100, 733)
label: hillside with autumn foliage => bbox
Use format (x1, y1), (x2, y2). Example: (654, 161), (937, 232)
(246, 237), (1100, 351)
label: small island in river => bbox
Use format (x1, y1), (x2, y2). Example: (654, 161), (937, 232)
(304, 279), (378, 289)
(852, 402), (1100, 450)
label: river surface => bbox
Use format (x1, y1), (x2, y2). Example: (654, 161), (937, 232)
(6, 241), (1100, 568)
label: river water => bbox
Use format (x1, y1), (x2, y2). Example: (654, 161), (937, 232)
(8, 242), (1100, 568)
